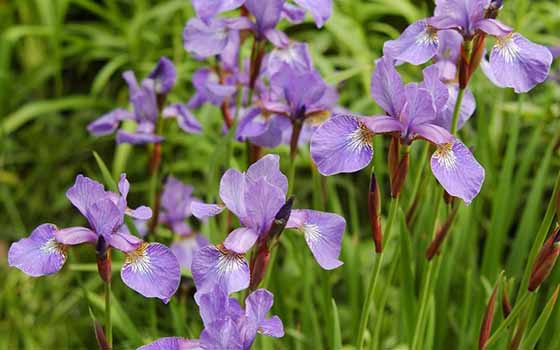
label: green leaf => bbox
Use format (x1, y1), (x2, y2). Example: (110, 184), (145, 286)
(520, 285), (560, 350)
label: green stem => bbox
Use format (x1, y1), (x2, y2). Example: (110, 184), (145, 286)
(287, 156), (296, 196)
(411, 188), (443, 350)
(406, 143), (430, 211)
(484, 293), (533, 348)
(451, 88), (466, 135)
(356, 197), (400, 349)
(104, 280), (112, 349)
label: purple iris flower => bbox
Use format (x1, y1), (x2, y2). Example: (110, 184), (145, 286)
(187, 68), (238, 109)
(190, 155), (345, 296)
(383, 0), (552, 93)
(237, 64), (337, 148)
(191, 0), (332, 29)
(159, 176), (210, 270)
(311, 57), (485, 204)
(183, 17), (251, 59)
(139, 284), (283, 350)
(88, 57), (187, 144)
(8, 174), (181, 303)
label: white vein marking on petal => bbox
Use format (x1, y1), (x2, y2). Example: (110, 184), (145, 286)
(125, 243), (152, 274)
(302, 223), (321, 242)
(433, 143), (457, 170)
(216, 247), (244, 275)
(346, 122), (373, 152)
(495, 34), (520, 63)
(415, 25), (439, 46)
(40, 238), (66, 256)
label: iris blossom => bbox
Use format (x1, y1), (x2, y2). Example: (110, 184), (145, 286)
(190, 155), (345, 296)
(191, 0), (332, 29)
(8, 174), (181, 303)
(88, 57), (201, 144)
(383, 0), (552, 92)
(159, 176), (209, 271)
(139, 284), (283, 350)
(311, 57), (485, 204)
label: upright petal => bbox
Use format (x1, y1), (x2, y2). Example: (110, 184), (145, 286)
(433, 85), (476, 131)
(246, 154), (288, 194)
(404, 83), (437, 128)
(54, 226), (98, 246)
(243, 178), (286, 233)
(281, 3), (306, 24)
(219, 169), (247, 219)
(191, 202), (226, 220)
(86, 198), (123, 238)
(121, 243), (181, 303)
(8, 224), (67, 277)
(420, 65), (450, 113)
(163, 104), (202, 134)
(287, 209), (345, 269)
(259, 316), (284, 338)
(138, 337), (200, 350)
(66, 175), (108, 218)
(293, 0), (332, 28)
(242, 289), (284, 346)
(191, 0), (245, 22)
(430, 140), (485, 204)
(371, 57), (406, 117)
(191, 245), (250, 296)
(245, 0), (284, 35)
(148, 57), (177, 94)
(199, 319), (244, 350)
(310, 115), (374, 176)
(88, 108), (133, 136)
(383, 20), (439, 65)
(488, 33), (553, 93)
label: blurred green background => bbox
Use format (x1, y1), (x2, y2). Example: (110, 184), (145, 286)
(1, 0), (560, 349)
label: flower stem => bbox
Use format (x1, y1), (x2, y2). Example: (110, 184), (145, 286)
(104, 279), (112, 349)
(451, 87), (466, 135)
(356, 196), (400, 349)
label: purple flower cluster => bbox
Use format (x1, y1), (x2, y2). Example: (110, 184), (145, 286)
(8, 175), (181, 302)
(139, 285), (283, 350)
(88, 57), (202, 144)
(190, 155), (345, 296)
(384, 0), (552, 93)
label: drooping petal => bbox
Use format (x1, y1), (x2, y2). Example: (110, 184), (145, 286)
(88, 108), (133, 136)
(286, 209), (345, 270)
(360, 115), (403, 134)
(191, 245), (250, 296)
(430, 140), (485, 204)
(138, 337), (200, 350)
(243, 177), (287, 233)
(370, 57), (406, 117)
(383, 20), (439, 65)
(310, 114), (374, 176)
(66, 174), (108, 218)
(199, 318), (244, 350)
(293, 0), (333, 28)
(148, 57), (177, 94)
(108, 231), (143, 252)
(219, 169), (247, 219)
(8, 224), (67, 277)
(246, 154), (288, 194)
(433, 85), (476, 131)
(224, 227), (259, 254)
(281, 3), (306, 23)
(196, 284), (230, 325)
(475, 18), (512, 37)
(163, 104), (202, 134)
(191, 202), (226, 219)
(126, 206), (153, 220)
(241, 288), (283, 347)
(248, 115), (289, 148)
(116, 130), (164, 145)
(54, 226), (98, 245)
(488, 33), (553, 93)
(259, 316), (284, 337)
(121, 243), (181, 303)
(191, 0), (245, 22)
(409, 123), (454, 145)
(183, 18), (230, 58)
(264, 29), (289, 48)
(170, 234), (210, 270)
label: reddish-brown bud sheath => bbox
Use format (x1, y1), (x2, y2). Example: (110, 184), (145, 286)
(388, 136), (400, 182)
(96, 236), (112, 283)
(501, 288), (512, 318)
(469, 33), (487, 76)
(426, 205), (458, 260)
(479, 284), (499, 350)
(249, 242), (271, 290)
(508, 318), (526, 350)
(529, 227), (560, 291)
(459, 42), (471, 89)
(94, 320), (110, 350)
(368, 173), (383, 253)
(391, 152), (409, 198)
(268, 196), (294, 244)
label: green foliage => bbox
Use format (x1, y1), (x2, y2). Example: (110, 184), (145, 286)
(1, 0), (560, 349)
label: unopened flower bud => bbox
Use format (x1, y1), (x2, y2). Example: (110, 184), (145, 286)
(249, 242), (271, 290)
(390, 152), (409, 198)
(479, 284), (498, 350)
(501, 287), (512, 318)
(93, 319), (110, 350)
(368, 173), (383, 253)
(388, 135), (400, 181)
(96, 236), (112, 283)
(268, 196), (295, 243)
(485, 0), (503, 19)
(426, 205), (458, 260)
(528, 227), (560, 291)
